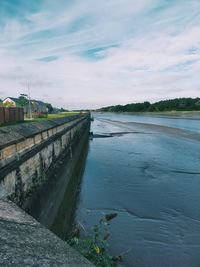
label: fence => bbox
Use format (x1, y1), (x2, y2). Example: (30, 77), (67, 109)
(0, 107), (24, 125)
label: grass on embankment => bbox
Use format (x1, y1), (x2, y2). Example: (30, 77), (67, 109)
(24, 112), (80, 122)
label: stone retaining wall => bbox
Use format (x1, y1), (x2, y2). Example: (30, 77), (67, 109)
(0, 114), (90, 205)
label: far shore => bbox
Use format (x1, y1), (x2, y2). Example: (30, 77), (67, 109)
(97, 110), (200, 117)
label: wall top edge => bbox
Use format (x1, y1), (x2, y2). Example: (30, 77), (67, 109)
(0, 114), (89, 150)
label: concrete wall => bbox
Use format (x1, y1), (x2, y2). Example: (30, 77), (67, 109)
(0, 199), (94, 267)
(0, 114), (90, 206)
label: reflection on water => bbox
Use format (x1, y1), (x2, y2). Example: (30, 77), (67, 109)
(75, 113), (200, 267)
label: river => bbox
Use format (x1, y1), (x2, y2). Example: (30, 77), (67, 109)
(74, 112), (200, 267)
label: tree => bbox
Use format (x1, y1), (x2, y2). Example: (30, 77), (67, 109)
(195, 100), (200, 110)
(60, 107), (68, 112)
(99, 98), (200, 112)
(46, 103), (53, 113)
(18, 95), (29, 107)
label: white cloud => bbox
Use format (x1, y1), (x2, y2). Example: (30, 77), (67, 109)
(0, 0), (199, 109)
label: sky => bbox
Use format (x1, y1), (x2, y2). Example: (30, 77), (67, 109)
(0, 0), (200, 109)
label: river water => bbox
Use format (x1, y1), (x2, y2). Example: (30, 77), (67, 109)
(74, 112), (200, 267)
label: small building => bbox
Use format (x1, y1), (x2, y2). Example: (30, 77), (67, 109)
(3, 97), (20, 107)
(31, 100), (48, 113)
(3, 97), (48, 114)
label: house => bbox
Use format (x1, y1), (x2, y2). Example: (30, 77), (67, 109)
(31, 100), (48, 113)
(3, 97), (20, 107)
(3, 97), (48, 113)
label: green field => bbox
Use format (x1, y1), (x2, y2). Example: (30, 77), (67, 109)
(24, 112), (80, 121)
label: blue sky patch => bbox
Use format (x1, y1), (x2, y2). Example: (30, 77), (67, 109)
(38, 55), (59, 62)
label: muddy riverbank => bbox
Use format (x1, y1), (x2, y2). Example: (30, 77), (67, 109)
(74, 112), (200, 267)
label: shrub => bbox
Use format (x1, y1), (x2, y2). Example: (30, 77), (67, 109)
(68, 213), (122, 267)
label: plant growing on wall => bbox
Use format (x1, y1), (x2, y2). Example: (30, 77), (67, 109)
(68, 213), (122, 267)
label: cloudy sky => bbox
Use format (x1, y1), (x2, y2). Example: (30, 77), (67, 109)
(0, 0), (200, 109)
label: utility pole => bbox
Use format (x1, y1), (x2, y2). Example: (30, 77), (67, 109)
(28, 81), (32, 120)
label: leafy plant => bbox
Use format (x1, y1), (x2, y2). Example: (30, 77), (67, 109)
(68, 213), (122, 267)
(18, 95), (29, 107)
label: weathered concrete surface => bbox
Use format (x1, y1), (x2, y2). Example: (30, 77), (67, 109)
(0, 115), (81, 149)
(0, 115), (94, 266)
(24, 119), (90, 239)
(0, 199), (94, 267)
(0, 114), (90, 205)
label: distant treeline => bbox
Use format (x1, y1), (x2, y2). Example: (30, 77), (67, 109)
(99, 98), (200, 112)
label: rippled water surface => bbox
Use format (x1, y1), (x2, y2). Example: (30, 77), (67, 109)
(75, 112), (200, 267)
